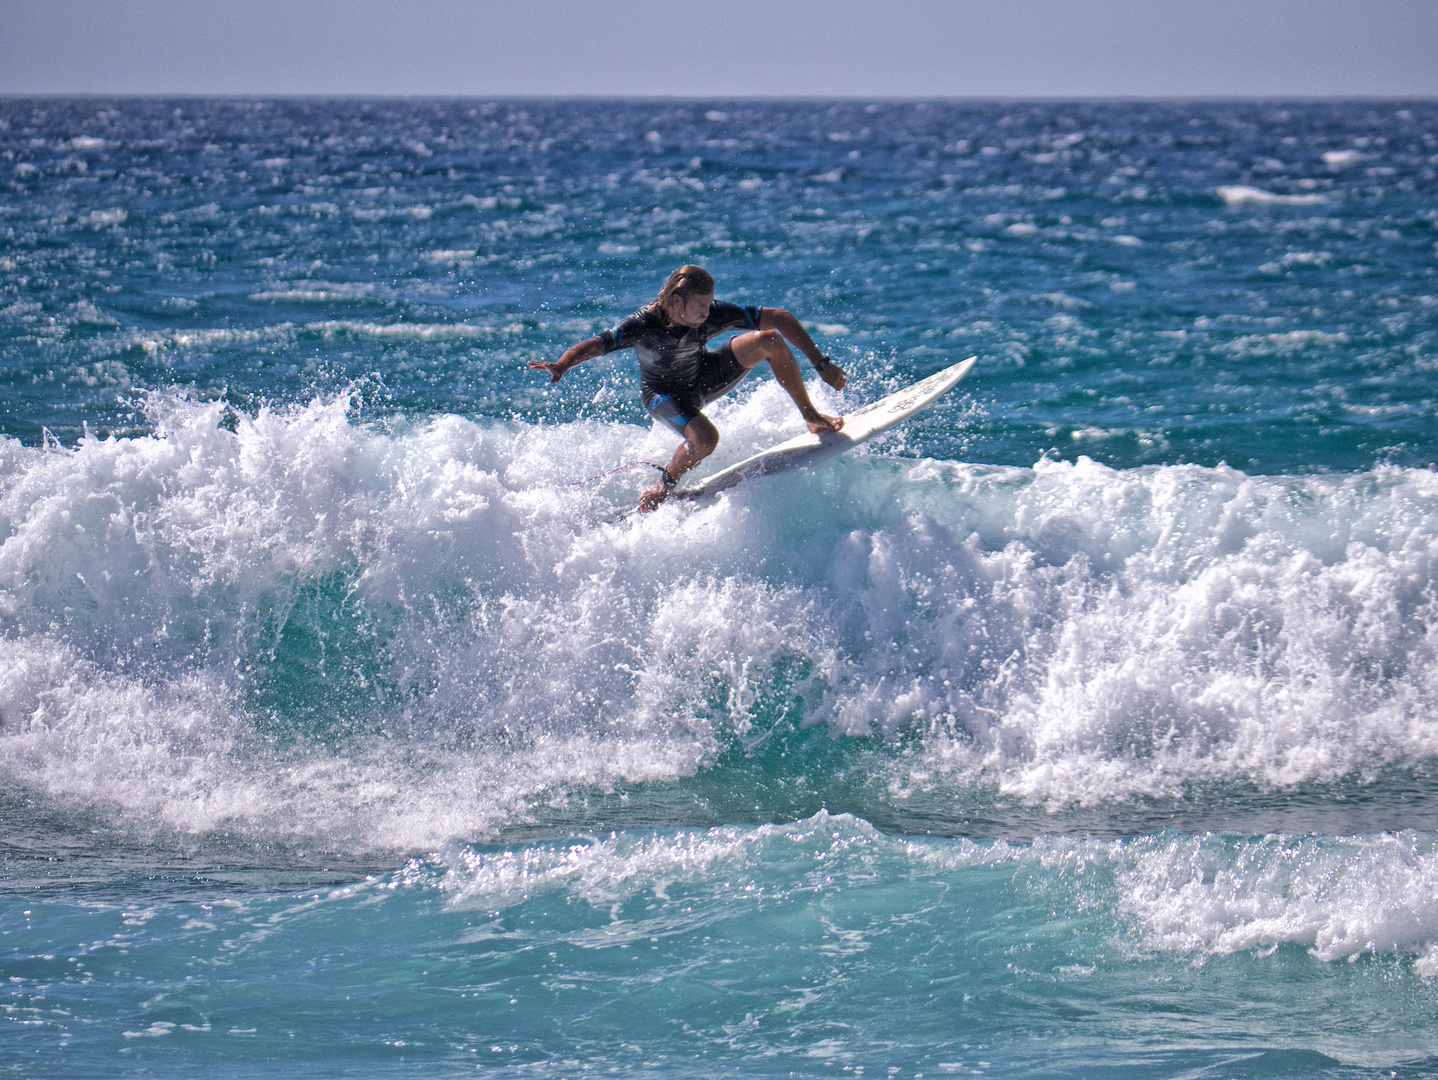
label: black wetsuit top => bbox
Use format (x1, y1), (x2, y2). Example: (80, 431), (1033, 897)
(597, 301), (762, 399)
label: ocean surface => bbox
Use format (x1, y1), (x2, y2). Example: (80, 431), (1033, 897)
(1, 97), (1436, 1078)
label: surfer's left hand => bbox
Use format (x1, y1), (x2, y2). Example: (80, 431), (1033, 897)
(820, 364), (848, 391)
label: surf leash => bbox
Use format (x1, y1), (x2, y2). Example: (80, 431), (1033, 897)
(566, 461), (671, 488)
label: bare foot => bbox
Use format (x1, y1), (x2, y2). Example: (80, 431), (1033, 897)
(806, 413), (844, 434)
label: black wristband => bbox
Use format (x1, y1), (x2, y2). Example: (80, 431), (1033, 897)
(813, 354), (833, 372)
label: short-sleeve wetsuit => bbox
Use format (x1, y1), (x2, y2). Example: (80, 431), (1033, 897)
(596, 300), (763, 435)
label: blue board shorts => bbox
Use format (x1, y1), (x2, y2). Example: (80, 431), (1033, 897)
(641, 341), (750, 436)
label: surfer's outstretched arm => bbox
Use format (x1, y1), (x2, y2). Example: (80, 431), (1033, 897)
(759, 308), (848, 391)
(529, 335), (605, 383)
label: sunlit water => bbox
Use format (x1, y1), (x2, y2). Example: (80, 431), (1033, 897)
(2, 98), (1436, 1078)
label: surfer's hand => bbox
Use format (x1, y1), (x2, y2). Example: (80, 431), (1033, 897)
(534, 337), (604, 384)
(820, 364), (848, 391)
(528, 359), (567, 384)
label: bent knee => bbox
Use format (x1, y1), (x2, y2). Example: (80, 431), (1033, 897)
(685, 423), (719, 457)
(691, 430), (719, 456)
(756, 328), (787, 353)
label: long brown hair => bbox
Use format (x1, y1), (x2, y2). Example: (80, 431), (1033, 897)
(650, 265), (714, 313)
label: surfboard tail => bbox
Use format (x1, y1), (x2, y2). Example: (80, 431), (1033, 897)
(622, 356), (977, 511)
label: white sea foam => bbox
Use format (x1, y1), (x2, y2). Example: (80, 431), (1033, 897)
(1259, 251), (1333, 274)
(305, 320), (497, 341)
(1322, 150), (1366, 167)
(106, 326), (274, 359)
(0, 393), (1435, 844)
(436, 820), (765, 908)
(1223, 329), (1348, 355)
(1112, 831), (1438, 963)
(434, 810), (980, 910)
(107, 320), (507, 358)
(71, 300), (119, 326)
(351, 205), (432, 222)
(900, 456), (1438, 805)
(1216, 186), (1327, 207)
(427, 811), (1438, 966)
(248, 282), (380, 303)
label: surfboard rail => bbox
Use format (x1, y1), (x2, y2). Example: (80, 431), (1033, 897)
(675, 355), (977, 500)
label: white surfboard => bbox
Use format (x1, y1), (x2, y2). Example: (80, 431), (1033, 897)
(674, 355), (977, 500)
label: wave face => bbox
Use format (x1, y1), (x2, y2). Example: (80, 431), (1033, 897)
(2, 98), (1437, 1078)
(2, 393), (1434, 850)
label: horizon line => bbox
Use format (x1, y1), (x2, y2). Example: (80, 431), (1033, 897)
(3, 92), (1436, 104)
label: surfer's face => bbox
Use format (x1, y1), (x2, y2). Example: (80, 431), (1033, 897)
(665, 292), (713, 328)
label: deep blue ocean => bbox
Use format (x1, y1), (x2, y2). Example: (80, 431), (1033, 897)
(1, 98), (1437, 1078)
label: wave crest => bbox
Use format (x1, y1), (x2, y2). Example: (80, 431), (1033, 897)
(1, 395), (1435, 843)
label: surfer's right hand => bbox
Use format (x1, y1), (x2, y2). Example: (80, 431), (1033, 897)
(528, 359), (567, 383)
(819, 364), (848, 391)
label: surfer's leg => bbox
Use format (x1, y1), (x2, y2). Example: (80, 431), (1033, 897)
(640, 413), (718, 512)
(729, 330), (843, 433)
(644, 392), (694, 438)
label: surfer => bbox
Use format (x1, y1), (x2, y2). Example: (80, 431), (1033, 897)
(530, 265), (848, 511)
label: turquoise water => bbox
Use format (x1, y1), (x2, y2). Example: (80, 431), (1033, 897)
(1, 98), (1437, 1077)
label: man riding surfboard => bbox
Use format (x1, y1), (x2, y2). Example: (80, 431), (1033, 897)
(530, 265), (848, 511)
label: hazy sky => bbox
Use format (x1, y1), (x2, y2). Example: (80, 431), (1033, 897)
(4, 0), (1436, 98)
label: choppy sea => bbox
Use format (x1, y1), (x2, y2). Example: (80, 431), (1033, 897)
(2, 97), (1437, 1077)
